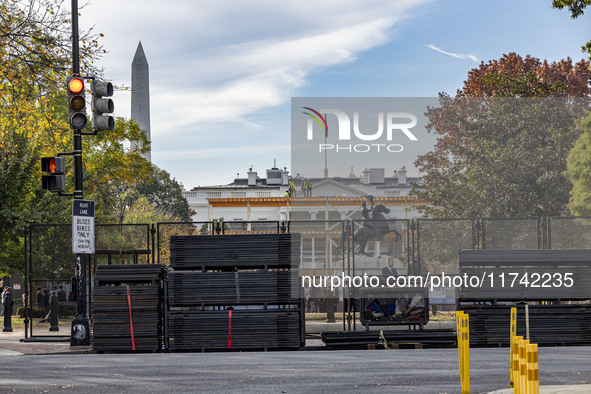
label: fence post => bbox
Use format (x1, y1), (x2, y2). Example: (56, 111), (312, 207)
(2, 290), (13, 332)
(151, 224), (156, 264)
(49, 291), (59, 331)
(23, 225), (29, 339)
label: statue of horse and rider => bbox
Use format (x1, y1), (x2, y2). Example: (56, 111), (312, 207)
(352, 195), (401, 255)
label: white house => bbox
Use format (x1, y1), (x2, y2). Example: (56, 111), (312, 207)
(183, 165), (424, 223)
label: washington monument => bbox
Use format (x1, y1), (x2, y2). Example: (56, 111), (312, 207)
(131, 41), (151, 161)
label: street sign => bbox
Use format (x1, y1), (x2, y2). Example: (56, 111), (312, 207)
(72, 200), (95, 254)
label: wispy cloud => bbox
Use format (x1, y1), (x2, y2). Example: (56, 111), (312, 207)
(157, 144), (289, 160)
(426, 43), (479, 62)
(82, 0), (432, 132)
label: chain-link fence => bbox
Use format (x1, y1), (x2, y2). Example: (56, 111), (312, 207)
(546, 216), (591, 249)
(481, 217), (541, 250)
(24, 216), (591, 332)
(415, 219), (476, 276)
(25, 223), (152, 339)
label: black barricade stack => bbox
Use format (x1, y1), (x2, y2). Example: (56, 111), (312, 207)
(458, 249), (591, 347)
(167, 233), (304, 351)
(460, 304), (591, 346)
(92, 264), (167, 352)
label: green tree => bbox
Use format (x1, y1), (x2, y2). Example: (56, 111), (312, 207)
(98, 161), (192, 225)
(0, 1), (157, 277)
(412, 54), (591, 218)
(84, 117), (152, 223)
(124, 196), (170, 224)
(136, 167), (193, 222)
(552, 0), (591, 61)
(565, 113), (591, 215)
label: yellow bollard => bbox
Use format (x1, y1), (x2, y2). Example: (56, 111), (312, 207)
(512, 336), (521, 394)
(521, 339), (530, 393)
(456, 311), (471, 393)
(463, 313), (471, 393)
(456, 311), (465, 392)
(526, 342), (541, 394)
(510, 307), (517, 388)
(515, 337), (523, 393)
(532, 344), (539, 394)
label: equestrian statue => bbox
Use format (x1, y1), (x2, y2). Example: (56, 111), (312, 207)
(353, 195), (401, 255)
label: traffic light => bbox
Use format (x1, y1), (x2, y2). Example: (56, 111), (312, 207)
(67, 76), (87, 129)
(91, 80), (114, 132)
(41, 157), (65, 192)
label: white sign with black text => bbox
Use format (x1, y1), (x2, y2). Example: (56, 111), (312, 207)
(72, 200), (95, 254)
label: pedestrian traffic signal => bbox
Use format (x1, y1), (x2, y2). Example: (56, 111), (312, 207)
(67, 77), (87, 129)
(41, 157), (65, 192)
(91, 80), (114, 132)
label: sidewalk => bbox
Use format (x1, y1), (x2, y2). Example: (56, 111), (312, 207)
(0, 323), (91, 355)
(489, 386), (591, 394)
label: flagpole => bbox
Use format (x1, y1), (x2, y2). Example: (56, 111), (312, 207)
(324, 113), (328, 178)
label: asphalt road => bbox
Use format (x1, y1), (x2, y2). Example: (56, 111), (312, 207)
(0, 346), (590, 393)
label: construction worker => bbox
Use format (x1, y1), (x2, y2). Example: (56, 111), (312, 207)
(301, 179), (307, 197)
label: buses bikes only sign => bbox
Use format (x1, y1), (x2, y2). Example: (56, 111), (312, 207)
(72, 200), (95, 254)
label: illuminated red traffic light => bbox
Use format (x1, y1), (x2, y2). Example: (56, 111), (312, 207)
(68, 77), (84, 94)
(67, 76), (87, 129)
(41, 156), (65, 192)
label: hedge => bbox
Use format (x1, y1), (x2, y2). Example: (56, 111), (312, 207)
(17, 303), (77, 318)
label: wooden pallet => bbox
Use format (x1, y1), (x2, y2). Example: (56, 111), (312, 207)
(367, 342), (423, 350)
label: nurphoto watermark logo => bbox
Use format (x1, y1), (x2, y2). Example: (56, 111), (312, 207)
(301, 106), (418, 153)
(291, 97), (438, 180)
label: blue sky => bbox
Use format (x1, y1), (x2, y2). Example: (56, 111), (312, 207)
(80, 0), (590, 188)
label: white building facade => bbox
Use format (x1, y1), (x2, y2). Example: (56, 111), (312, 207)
(183, 165), (424, 223)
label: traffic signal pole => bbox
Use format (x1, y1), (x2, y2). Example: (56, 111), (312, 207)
(70, 0), (91, 346)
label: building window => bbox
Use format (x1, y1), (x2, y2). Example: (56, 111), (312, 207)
(231, 192), (246, 198)
(385, 191), (401, 196)
(255, 191), (271, 197)
(257, 218), (268, 221)
(206, 191), (222, 198)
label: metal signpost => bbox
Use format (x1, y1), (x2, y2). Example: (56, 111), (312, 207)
(69, 0), (90, 346)
(70, 198), (94, 345)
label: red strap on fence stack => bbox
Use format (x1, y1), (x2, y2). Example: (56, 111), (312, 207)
(228, 309), (232, 349)
(126, 285), (136, 351)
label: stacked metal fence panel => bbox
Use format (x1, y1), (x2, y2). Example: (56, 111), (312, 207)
(92, 264), (166, 352)
(168, 271), (295, 305)
(168, 233), (304, 351)
(458, 249), (591, 346)
(169, 233), (298, 270)
(321, 329), (457, 349)
(458, 249), (591, 302)
(460, 304), (591, 346)
(169, 309), (302, 349)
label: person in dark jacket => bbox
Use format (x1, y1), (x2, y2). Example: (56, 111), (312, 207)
(36, 287), (45, 308)
(381, 257), (399, 279)
(56, 285), (67, 302)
